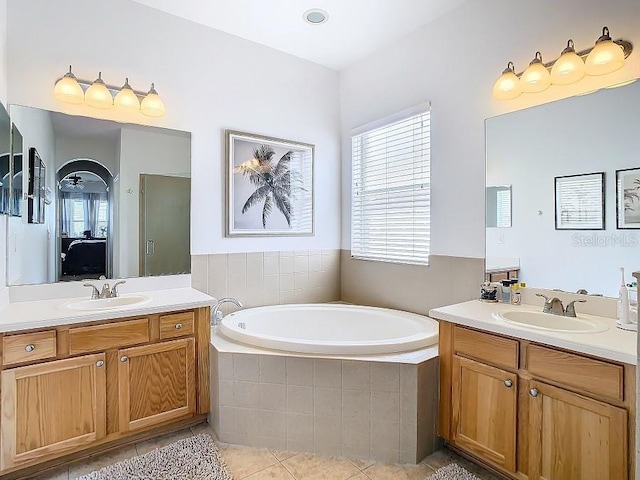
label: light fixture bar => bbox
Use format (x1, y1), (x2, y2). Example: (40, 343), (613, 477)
(53, 76), (150, 99)
(512, 39), (632, 78)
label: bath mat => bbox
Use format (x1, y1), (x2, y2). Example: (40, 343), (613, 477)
(75, 433), (233, 480)
(428, 463), (482, 480)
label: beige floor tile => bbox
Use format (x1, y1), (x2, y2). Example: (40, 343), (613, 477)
(190, 421), (219, 441)
(33, 466), (69, 480)
(348, 458), (375, 471)
(68, 445), (138, 478)
(420, 448), (461, 470)
(219, 445), (279, 479)
(346, 474), (369, 480)
(362, 463), (434, 480)
(282, 453), (360, 480)
(271, 450), (299, 461)
(244, 463), (296, 479)
(135, 428), (194, 455)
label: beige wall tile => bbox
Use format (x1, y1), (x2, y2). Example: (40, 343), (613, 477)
(219, 379), (233, 406)
(191, 255), (208, 293)
(286, 357), (313, 385)
(280, 252), (294, 274)
(219, 353), (233, 380)
(371, 363), (400, 392)
(340, 251), (483, 315)
(371, 391), (400, 423)
(260, 355), (286, 384)
(280, 273), (295, 292)
(314, 388), (342, 417)
(259, 384), (287, 411)
(343, 360), (371, 390)
(233, 354), (260, 382)
(294, 271), (309, 290)
(343, 390), (370, 419)
(294, 253), (309, 273)
(234, 381), (261, 408)
(342, 417), (370, 449)
(371, 421), (399, 453)
(286, 413), (314, 450)
(247, 252), (264, 277)
(258, 410), (287, 439)
(208, 254), (228, 298)
(313, 359), (342, 388)
(264, 253), (280, 276)
(287, 385), (314, 414)
(309, 253), (322, 272)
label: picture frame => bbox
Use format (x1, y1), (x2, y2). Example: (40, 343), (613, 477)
(616, 167), (640, 229)
(226, 130), (314, 237)
(554, 172), (605, 230)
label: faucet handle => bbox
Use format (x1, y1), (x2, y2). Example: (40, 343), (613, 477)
(535, 293), (550, 302)
(110, 280), (126, 297)
(564, 299), (587, 318)
(83, 283), (100, 299)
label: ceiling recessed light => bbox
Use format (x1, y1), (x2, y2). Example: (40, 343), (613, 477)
(303, 9), (328, 25)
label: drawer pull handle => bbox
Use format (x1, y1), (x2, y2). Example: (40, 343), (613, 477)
(25, 344), (35, 353)
(96, 360), (104, 368)
(503, 379), (513, 388)
(529, 388), (539, 398)
(175, 323), (183, 329)
(120, 356), (129, 363)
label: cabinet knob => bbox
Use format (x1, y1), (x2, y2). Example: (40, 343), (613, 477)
(25, 344), (35, 353)
(96, 360), (104, 368)
(175, 323), (183, 329)
(120, 356), (129, 363)
(529, 388), (539, 398)
(503, 379), (513, 388)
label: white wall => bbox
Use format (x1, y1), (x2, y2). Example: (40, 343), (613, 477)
(117, 127), (190, 278)
(6, 0), (342, 257)
(487, 82), (640, 297)
(55, 135), (119, 175)
(7, 106), (54, 284)
(339, 0), (640, 258)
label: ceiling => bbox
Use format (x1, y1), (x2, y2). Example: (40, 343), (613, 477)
(131, 0), (468, 70)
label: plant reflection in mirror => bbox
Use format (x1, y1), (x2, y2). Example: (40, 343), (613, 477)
(234, 144), (302, 228)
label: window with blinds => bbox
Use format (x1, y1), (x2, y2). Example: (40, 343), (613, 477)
(554, 172), (604, 230)
(351, 106), (431, 265)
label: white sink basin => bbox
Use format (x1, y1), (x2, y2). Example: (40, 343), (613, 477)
(493, 310), (609, 333)
(65, 295), (151, 311)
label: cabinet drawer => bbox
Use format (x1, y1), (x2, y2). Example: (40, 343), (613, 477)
(3, 330), (57, 366)
(159, 311), (194, 340)
(526, 344), (623, 401)
(453, 326), (518, 370)
(69, 319), (150, 355)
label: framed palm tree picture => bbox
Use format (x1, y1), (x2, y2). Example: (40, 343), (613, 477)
(616, 167), (640, 229)
(226, 130), (314, 236)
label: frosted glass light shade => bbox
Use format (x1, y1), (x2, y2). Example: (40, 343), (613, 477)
(521, 53), (551, 93)
(585, 39), (625, 76)
(492, 62), (521, 100)
(140, 84), (165, 117)
(551, 40), (585, 85)
(114, 78), (140, 111)
(85, 73), (113, 109)
(53, 66), (84, 105)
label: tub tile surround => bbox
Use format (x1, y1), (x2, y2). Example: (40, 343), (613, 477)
(192, 250), (341, 310)
(210, 347), (440, 464)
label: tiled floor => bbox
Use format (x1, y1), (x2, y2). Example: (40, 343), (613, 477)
(34, 423), (502, 480)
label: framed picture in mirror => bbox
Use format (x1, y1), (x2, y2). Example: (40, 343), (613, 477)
(226, 130), (314, 236)
(554, 172), (605, 230)
(10, 123), (23, 217)
(616, 167), (640, 229)
(27, 147), (45, 224)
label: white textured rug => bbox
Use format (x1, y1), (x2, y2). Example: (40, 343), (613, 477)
(75, 434), (233, 480)
(429, 463), (483, 480)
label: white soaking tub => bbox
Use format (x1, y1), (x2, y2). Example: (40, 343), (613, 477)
(217, 303), (438, 355)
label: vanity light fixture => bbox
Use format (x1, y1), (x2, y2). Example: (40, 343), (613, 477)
(492, 26), (632, 100)
(53, 66), (166, 117)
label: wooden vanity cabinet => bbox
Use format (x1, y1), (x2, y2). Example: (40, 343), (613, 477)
(439, 322), (635, 480)
(0, 307), (210, 477)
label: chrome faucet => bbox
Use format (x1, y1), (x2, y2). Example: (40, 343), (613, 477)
(536, 293), (586, 317)
(84, 280), (127, 299)
(212, 297), (243, 326)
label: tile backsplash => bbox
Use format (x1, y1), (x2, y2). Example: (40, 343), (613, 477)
(192, 250), (341, 309)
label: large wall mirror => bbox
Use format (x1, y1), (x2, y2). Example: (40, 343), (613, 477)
(8, 106), (191, 286)
(486, 80), (640, 298)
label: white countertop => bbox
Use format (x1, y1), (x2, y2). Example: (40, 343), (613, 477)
(429, 300), (636, 365)
(0, 287), (215, 333)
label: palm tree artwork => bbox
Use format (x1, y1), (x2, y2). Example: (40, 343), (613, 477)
(234, 144), (299, 228)
(623, 176), (640, 224)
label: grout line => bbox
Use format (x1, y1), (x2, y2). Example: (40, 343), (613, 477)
(279, 459), (297, 479)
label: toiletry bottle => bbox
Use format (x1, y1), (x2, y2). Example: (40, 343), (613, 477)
(501, 280), (512, 303)
(511, 283), (521, 305)
(618, 267), (630, 324)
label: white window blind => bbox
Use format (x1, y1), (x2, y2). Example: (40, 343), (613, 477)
(496, 188), (511, 228)
(555, 173), (604, 229)
(351, 107), (431, 265)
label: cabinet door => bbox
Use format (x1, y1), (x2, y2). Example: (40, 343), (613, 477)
(528, 380), (627, 480)
(0, 353), (106, 469)
(118, 338), (195, 432)
(452, 355), (517, 472)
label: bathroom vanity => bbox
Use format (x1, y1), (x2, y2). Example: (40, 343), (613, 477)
(0, 287), (212, 479)
(431, 300), (636, 480)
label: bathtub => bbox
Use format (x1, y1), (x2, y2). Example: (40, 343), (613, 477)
(217, 303), (438, 355)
